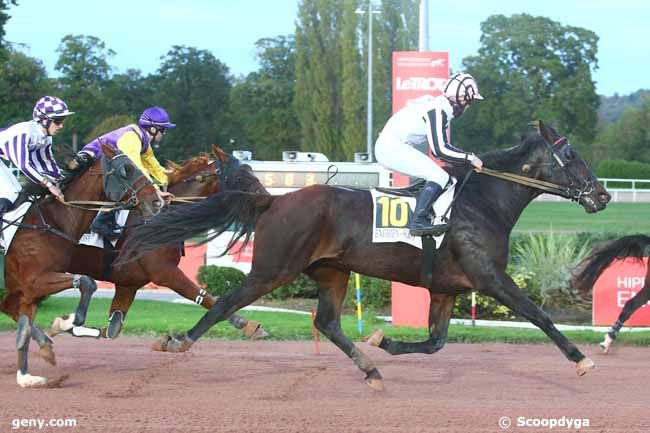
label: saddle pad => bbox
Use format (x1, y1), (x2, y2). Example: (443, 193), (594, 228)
(1, 201), (32, 253)
(78, 210), (130, 248)
(370, 177), (457, 250)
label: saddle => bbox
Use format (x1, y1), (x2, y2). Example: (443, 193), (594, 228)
(375, 179), (427, 198)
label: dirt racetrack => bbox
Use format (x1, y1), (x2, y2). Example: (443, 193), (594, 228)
(0, 333), (649, 433)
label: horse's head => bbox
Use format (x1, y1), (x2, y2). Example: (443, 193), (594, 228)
(101, 142), (164, 219)
(212, 145), (268, 194)
(518, 120), (611, 213)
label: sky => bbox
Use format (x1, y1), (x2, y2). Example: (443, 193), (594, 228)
(4, 0), (649, 96)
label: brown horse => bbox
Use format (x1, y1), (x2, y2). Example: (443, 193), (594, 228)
(574, 235), (650, 353)
(0, 143), (162, 388)
(50, 146), (268, 341)
(121, 121), (611, 390)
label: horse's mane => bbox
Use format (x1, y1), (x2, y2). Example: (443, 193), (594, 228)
(59, 158), (97, 190)
(166, 155), (211, 185)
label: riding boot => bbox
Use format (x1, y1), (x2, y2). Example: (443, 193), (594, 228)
(90, 210), (122, 240)
(410, 182), (448, 237)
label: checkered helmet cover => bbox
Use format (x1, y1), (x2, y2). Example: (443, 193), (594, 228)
(32, 96), (74, 121)
(443, 73), (484, 106)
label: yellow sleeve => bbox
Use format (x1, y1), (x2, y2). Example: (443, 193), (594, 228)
(140, 146), (169, 185)
(116, 131), (154, 181)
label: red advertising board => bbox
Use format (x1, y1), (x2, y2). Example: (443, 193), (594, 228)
(390, 51), (449, 328)
(592, 258), (650, 326)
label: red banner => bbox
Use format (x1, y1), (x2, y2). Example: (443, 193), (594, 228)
(390, 51), (449, 328)
(593, 258), (650, 326)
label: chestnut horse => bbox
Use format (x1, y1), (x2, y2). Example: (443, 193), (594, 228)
(50, 146), (268, 341)
(0, 143), (162, 388)
(574, 234), (650, 353)
(122, 121), (611, 390)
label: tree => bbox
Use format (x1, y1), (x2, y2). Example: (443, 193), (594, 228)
(595, 99), (650, 163)
(54, 34), (116, 146)
(294, 0), (418, 160)
(229, 36), (301, 160)
(0, 0), (17, 61)
(457, 14), (600, 158)
(0, 48), (51, 125)
(153, 46), (231, 162)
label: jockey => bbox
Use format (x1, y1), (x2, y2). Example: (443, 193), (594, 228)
(0, 96), (72, 236)
(374, 72), (484, 236)
(75, 106), (175, 239)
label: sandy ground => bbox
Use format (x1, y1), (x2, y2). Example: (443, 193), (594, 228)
(0, 333), (649, 433)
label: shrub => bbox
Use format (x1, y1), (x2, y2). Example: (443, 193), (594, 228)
(265, 274), (319, 299)
(511, 232), (591, 307)
(597, 160), (650, 187)
(344, 275), (391, 310)
(197, 265), (246, 297)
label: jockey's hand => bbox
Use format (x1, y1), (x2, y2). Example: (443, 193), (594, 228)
(48, 185), (64, 201)
(159, 190), (174, 205)
(469, 154), (483, 171)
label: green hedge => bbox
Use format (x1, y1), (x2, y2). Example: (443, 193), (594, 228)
(196, 265), (391, 308)
(597, 159), (650, 186)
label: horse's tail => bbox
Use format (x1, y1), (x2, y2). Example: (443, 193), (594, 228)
(118, 191), (275, 263)
(574, 234), (650, 293)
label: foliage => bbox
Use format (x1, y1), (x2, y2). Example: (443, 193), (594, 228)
(83, 114), (134, 144)
(0, 47), (51, 125)
(596, 159), (650, 180)
(153, 46), (232, 162)
(229, 36), (301, 160)
(197, 265), (247, 298)
(344, 275), (391, 310)
(594, 99), (650, 163)
(458, 14), (599, 160)
(295, 0), (417, 160)
(54, 34), (116, 146)
(599, 90), (650, 124)
(0, 0), (17, 61)
(511, 232), (591, 306)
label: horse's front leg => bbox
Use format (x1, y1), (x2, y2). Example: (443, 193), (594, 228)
(475, 268), (593, 376)
(601, 284), (650, 353)
(49, 274), (99, 338)
(365, 293), (456, 355)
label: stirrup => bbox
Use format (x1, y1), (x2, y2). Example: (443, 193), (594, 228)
(410, 221), (449, 237)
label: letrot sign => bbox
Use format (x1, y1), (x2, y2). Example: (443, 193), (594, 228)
(593, 258), (650, 326)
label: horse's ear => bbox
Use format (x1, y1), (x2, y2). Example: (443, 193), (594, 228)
(212, 145), (227, 162)
(532, 120), (556, 145)
(166, 160), (181, 171)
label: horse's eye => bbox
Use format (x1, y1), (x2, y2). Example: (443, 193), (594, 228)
(564, 147), (576, 161)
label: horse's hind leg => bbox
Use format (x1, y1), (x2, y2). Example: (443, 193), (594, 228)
(308, 266), (384, 390)
(31, 324), (56, 365)
(601, 284), (650, 353)
(49, 274), (99, 338)
(147, 263), (268, 340)
(366, 293), (456, 356)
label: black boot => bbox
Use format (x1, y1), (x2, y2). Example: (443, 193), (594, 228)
(410, 182), (448, 237)
(90, 210), (122, 240)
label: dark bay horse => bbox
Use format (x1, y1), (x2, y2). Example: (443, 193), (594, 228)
(574, 234), (650, 353)
(50, 146), (268, 341)
(121, 121), (611, 390)
(0, 143), (162, 388)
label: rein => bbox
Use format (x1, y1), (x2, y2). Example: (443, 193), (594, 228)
(478, 167), (575, 197)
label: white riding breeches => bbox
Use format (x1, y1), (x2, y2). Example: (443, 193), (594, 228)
(374, 132), (450, 188)
(0, 160), (22, 203)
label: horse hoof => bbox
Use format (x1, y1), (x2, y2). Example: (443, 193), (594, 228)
(151, 336), (171, 352)
(49, 314), (75, 337)
(39, 344), (57, 366)
(166, 335), (193, 353)
(16, 372), (49, 388)
(365, 377), (385, 391)
(599, 335), (613, 354)
(363, 329), (384, 347)
(576, 357), (595, 376)
(242, 321), (267, 340)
